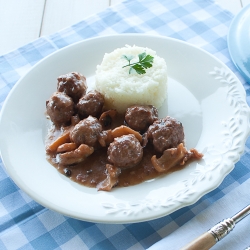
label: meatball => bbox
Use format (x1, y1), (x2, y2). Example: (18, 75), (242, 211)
(107, 134), (143, 168)
(70, 116), (102, 147)
(57, 72), (87, 102)
(46, 92), (74, 126)
(147, 116), (184, 153)
(125, 105), (158, 131)
(76, 90), (104, 118)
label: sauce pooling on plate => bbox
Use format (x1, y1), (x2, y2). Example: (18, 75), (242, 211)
(45, 72), (203, 191)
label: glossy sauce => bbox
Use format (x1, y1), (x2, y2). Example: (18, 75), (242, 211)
(47, 141), (186, 188)
(46, 115), (187, 189)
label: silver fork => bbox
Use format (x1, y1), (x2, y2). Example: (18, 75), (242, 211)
(181, 204), (250, 250)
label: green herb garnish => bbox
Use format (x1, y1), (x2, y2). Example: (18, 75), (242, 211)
(122, 52), (154, 74)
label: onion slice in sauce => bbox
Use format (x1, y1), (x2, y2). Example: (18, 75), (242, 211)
(57, 144), (94, 165)
(151, 143), (203, 173)
(97, 164), (121, 191)
(111, 125), (142, 143)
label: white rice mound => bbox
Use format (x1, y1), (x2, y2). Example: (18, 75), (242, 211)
(95, 45), (168, 113)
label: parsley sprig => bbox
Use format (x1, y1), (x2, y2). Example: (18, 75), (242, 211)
(122, 52), (154, 74)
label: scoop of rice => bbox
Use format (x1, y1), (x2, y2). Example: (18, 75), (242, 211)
(95, 45), (167, 113)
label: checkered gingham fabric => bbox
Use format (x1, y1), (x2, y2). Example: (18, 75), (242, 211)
(0, 0), (250, 249)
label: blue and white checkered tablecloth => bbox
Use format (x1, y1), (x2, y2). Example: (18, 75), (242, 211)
(1, 0), (250, 249)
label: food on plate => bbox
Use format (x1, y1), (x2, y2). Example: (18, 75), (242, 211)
(125, 105), (158, 132)
(95, 45), (168, 113)
(76, 90), (104, 118)
(45, 45), (202, 191)
(70, 116), (102, 147)
(57, 144), (94, 165)
(46, 86), (202, 191)
(107, 134), (143, 168)
(151, 143), (203, 173)
(147, 116), (184, 153)
(46, 92), (74, 127)
(57, 72), (87, 102)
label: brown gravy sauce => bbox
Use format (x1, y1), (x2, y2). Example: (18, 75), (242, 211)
(46, 115), (187, 189)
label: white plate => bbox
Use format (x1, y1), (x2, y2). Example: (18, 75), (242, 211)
(0, 34), (249, 223)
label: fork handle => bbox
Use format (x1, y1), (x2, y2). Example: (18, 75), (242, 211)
(180, 232), (216, 250)
(181, 218), (235, 250)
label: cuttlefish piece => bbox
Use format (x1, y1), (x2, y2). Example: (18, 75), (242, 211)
(99, 109), (117, 129)
(151, 143), (203, 173)
(98, 125), (143, 147)
(98, 129), (114, 147)
(57, 144), (94, 165)
(111, 125), (142, 143)
(46, 131), (71, 153)
(57, 142), (78, 153)
(97, 164), (121, 191)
